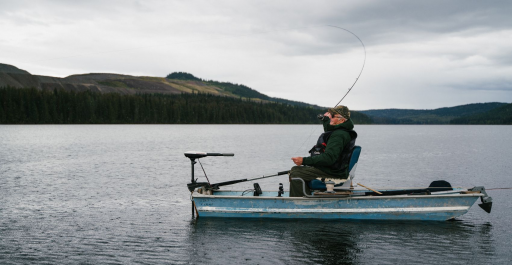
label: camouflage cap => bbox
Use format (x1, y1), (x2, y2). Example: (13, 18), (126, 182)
(328, 105), (350, 119)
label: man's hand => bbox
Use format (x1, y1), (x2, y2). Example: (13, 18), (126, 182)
(324, 111), (332, 119)
(292, 157), (303, 166)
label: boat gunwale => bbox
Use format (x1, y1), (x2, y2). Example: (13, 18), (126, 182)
(192, 192), (484, 201)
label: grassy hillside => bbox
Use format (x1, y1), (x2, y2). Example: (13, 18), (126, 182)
(165, 72), (324, 109)
(450, 103), (512, 124)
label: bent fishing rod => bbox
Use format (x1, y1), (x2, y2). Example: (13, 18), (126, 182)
(326, 25), (367, 107)
(294, 26), (366, 155)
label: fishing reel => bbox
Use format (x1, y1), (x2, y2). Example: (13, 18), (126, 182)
(317, 114), (328, 121)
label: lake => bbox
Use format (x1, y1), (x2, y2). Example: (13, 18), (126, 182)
(1, 125), (511, 264)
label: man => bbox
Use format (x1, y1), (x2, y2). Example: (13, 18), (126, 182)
(289, 105), (357, 197)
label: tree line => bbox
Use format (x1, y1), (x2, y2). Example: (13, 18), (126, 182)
(450, 103), (512, 124)
(1, 87), (371, 124)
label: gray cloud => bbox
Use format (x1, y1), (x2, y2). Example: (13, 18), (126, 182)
(451, 78), (512, 91)
(1, 0), (511, 109)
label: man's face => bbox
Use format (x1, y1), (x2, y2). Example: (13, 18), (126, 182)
(330, 114), (347, 125)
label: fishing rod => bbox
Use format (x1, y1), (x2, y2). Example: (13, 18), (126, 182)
(209, 170), (290, 190)
(327, 25), (367, 107)
(187, 170), (290, 192)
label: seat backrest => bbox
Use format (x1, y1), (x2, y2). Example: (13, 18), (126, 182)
(337, 146), (362, 189)
(348, 146), (362, 172)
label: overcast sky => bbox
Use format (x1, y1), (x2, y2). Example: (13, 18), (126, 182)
(1, 0), (511, 109)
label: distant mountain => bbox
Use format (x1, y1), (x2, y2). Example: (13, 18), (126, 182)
(359, 103), (509, 124)
(450, 103), (512, 124)
(0, 63), (213, 95)
(0, 63), (323, 108)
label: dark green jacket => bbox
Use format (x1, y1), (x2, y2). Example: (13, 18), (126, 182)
(301, 118), (355, 179)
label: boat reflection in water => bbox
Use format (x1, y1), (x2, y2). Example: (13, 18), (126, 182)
(184, 218), (495, 264)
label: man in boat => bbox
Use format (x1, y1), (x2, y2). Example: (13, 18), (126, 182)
(289, 105), (357, 197)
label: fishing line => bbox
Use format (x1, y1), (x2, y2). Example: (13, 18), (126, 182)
(326, 25), (367, 107)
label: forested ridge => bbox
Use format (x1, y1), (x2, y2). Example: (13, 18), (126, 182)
(359, 102), (509, 124)
(450, 103), (512, 124)
(2, 65), (509, 125)
(0, 87), (372, 124)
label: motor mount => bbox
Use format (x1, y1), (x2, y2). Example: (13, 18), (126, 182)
(470, 186), (493, 213)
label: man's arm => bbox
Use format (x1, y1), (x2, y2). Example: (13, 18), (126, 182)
(302, 132), (347, 166)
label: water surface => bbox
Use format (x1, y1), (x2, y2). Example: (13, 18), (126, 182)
(1, 125), (511, 264)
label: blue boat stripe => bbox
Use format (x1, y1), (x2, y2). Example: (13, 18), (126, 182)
(197, 206), (470, 214)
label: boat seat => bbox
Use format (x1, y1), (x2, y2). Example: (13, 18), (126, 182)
(308, 146), (362, 190)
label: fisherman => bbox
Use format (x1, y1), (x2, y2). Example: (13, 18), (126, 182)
(289, 105), (357, 197)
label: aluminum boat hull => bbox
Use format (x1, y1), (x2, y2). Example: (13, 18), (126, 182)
(192, 191), (482, 221)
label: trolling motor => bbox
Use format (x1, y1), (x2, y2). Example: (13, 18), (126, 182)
(185, 151), (234, 218)
(185, 151), (234, 192)
(185, 151), (290, 219)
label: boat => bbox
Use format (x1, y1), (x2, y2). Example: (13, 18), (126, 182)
(184, 148), (493, 221)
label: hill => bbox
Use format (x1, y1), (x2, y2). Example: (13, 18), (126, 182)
(0, 63), (373, 124)
(450, 103), (512, 124)
(0, 63), (217, 96)
(359, 103), (509, 124)
(0, 64), (30, 74)
(0, 63), (323, 109)
(165, 72), (325, 108)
